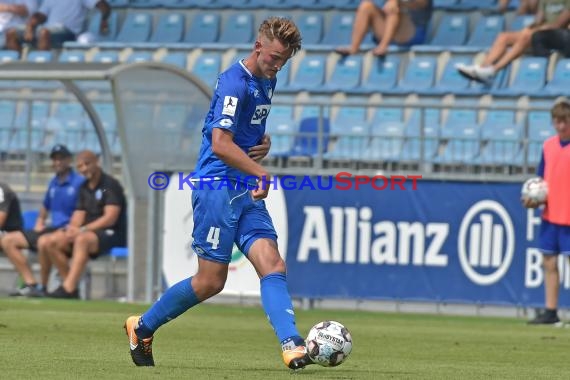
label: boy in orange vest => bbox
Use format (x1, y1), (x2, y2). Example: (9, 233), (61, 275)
(524, 99), (570, 325)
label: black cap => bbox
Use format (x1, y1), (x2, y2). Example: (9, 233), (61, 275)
(49, 144), (72, 158)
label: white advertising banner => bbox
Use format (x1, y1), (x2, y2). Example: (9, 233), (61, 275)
(162, 175), (288, 296)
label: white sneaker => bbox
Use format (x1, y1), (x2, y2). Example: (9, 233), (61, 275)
(456, 63), (495, 85)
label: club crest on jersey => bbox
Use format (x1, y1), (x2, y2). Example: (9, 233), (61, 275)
(222, 96), (238, 116)
(251, 105), (271, 125)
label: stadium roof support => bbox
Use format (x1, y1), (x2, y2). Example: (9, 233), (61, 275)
(0, 62), (212, 301)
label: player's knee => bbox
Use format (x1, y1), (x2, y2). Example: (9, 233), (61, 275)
(359, 0), (378, 14)
(495, 32), (508, 45)
(1, 233), (16, 250)
(542, 256), (558, 272)
(382, 1), (400, 14)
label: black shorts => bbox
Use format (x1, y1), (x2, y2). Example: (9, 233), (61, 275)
(93, 229), (126, 258)
(22, 227), (58, 251)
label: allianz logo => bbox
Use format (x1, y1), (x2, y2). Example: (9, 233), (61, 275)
(296, 201), (514, 286)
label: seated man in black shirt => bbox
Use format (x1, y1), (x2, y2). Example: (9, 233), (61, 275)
(43, 150), (126, 299)
(0, 181), (23, 239)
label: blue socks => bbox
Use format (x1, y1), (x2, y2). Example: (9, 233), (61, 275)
(260, 272), (304, 348)
(136, 277), (199, 339)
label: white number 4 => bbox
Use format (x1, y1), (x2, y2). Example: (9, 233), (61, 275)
(206, 227), (220, 249)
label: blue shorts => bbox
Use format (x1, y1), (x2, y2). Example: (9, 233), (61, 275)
(372, 26), (427, 47)
(538, 220), (570, 255)
(191, 181), (277, 264)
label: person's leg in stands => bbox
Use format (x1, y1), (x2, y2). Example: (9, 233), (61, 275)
(336, 0), (385, 55)
(518, 0), (539, 15)
(371, 0), (415, 56)
(2, 231), (37, 287)
(43, 229), (72, 281)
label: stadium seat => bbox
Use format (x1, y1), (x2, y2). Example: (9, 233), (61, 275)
(26, 51), (53, 62)
(276, 61), (291, 88)
(91, 51), (120, 63)
(401, 108), (440, 162)
(296, 13), (324, 46)
(542, 59), (570, 96)
(217, 13), (254, 48)
(325, 123), (370, 160)
(22, 210), (39, 230)
(453, 15), (504, 52)
(431, 55), (473, 95)
(436, 105), (480, 163)
(150, 13), (185, 43)
(0, 50), (19, 62)
(191, 52), (222, 89)
(320, 13), (354, 48)
(282, 54), (327, 92)
(355, 55), (400, 94)
(362, 108), (406, 162)
(58, 50), (86, 62)
(321, 55), (363, 93)
(106, 0), (130, 7)
(183, 12), (220, 45)
(160, 52), (188, 69)
(492, 57), (547, 96)
(286, 116), (330, 157)
(129, 0), (162, 7)
(396, 56), (437, 94)
(64, 12), (119, 48)
(161, 0), (216, 8)
(413, 14), (468, 52)
(125, 51), (154, 63)
(113, 12), (153, 45)
(266, 105), (297, 156)
(476, 103), (521, 164)
(509, 14), (535, 31)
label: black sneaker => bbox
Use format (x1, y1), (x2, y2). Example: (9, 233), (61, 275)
(527, 312), (562, 326)
(47, 285), (79, 299)
(124, 316), (155, 366)
(10, 284), (46, 297)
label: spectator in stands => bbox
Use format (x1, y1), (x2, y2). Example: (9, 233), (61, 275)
(523, 100), (570, 325)
(5, 0), (111, 52)
(334, 0), (433, 57)
(498, 0), (539, 15)
(0, 1), (37, 33)
(44, 150), (126, 299)
(0, 181), (23, 240)
(531, 27), (570, 57)
(456, 1), (570, 84)
(2, 144), (84, 298)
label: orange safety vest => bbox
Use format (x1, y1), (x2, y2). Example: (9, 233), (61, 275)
(542, 135), (570, 225)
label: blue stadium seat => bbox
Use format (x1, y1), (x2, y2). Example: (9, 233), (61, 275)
(64, 12), (119, 48)
(401, 108), (440, 162)
(542, 59), (570, 96)
(431, 55), (473, 94)
(126, 51), (153, 63)
(161, 0), (216, 8)
(92, 51), (120, 63)
(191, 52), (222, 89)
(319, 0), (360, 10)
(282, 54), (327, 92)
(325, 123), (370, 160)
(413, 14), (468, 52)
(266, 105), (297, 156)
(492, 57), (547, 96)
(217, 13), (254, 48)
(456, 15), (504, 52)
(183, 12), (220, 45)
(509, 14), (535, 31)
(296, 13), (324, 46)
(50, 103), (86, 132)
(476, 102), (521, 164)
(93, 103), (117, 133)
(276, 62), (291, 88)
(433, 0), (458, 9)
(106, 0), (130, 7)
(150, 13), (185, 43)
(160, 52), (188, 69)
(330, 105), (368, 134)
(129, 0), (162, 7)
(58, 50), (86, 62)
(27, 51), (53, 62)
(396, 56), (437, 94)
(454, 0), (498, 10)
(22, 210), (39, 230)
(0, 50), (19, 62)
(320, 13), (354, 48)
(362, 107), (406, 161)
(355, 56), (400, 94)
(436, 105), (480, 163)
(286, 116), (330, 157)
(321, 55), (363, 93)
(0, 100), (16, 129)
(114, 12), (153, 45)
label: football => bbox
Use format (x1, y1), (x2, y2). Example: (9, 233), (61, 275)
(306, 320), (352, 367)
(521, 177), (548, 203)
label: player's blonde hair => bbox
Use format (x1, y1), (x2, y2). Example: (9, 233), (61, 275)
(258, 17), (302, 56)
(551, 99), (570, 121)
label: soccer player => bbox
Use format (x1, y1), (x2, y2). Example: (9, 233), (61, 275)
(523, 100), (570, 325)
(3, 144), (84, 297)
(124, 17), (310, 370)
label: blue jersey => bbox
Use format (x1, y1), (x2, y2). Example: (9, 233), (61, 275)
(193, 60), (276, 183)
(43, 169), (84, 228)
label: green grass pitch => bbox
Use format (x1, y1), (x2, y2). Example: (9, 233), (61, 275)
(0, 298), (568, 379)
